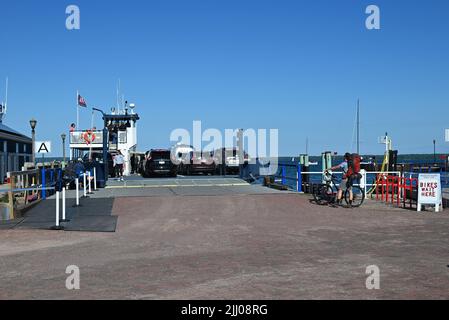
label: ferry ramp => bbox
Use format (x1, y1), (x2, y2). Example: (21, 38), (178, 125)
(100, 175), (291, 197)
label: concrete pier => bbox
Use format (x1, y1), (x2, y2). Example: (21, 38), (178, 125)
(0, 176), (448, 299)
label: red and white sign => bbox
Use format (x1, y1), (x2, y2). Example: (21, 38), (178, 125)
(417, 174), (443, 212)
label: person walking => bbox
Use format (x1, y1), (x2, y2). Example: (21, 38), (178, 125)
(113, 150), (125, 181)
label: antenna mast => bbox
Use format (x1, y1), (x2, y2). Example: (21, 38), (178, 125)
(116, 79), (121, 115)
(357, 99), (360, 154)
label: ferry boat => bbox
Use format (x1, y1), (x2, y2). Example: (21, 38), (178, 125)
(69, 103), (140, 177)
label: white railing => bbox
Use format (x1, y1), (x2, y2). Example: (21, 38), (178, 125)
(69, 131), (103, 145)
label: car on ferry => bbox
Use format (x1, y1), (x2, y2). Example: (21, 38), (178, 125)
(172, 144), (194, 175)
(187, 150), (217, 175)
(142, 149), (177, 177)
(214, 148), (250, 174)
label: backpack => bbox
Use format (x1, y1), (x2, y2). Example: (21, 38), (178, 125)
(347, 153), (361, 178)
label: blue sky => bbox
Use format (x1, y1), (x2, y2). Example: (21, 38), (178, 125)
(0, 0), (448, 156)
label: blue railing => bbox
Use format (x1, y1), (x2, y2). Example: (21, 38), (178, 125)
(274, 163), (303, 192)
(41, 167), (64, 199)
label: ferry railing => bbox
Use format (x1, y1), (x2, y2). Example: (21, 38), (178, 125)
(69, 130), (104, 144)
(274, 163), (401, 195)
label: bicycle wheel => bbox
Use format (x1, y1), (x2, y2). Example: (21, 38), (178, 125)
(312, 184), (325, 203)
(320, 185), (336, 205)
(345, 186), (365, 207)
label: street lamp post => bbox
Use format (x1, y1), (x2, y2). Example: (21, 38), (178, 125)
(29, 118), (37, 164)
(61, 133), (67, 163)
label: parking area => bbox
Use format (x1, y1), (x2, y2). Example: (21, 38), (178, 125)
(1, 176), (448, 299)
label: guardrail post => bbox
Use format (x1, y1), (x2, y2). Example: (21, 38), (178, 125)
(296, 163), (302, 192)
(82, 173), (87, 198)
(93, 167), (97, 191)
(60, 186), (70, 222)
(88, 170), (93, 194)
(360, 169), (367, 196)
(73, 178), (81, 207)
(51, 190), (63, 230)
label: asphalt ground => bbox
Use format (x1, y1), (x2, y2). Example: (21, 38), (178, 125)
(0, 176), (448, 299)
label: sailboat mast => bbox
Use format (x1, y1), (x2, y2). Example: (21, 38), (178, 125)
(356, 99), (360, 154)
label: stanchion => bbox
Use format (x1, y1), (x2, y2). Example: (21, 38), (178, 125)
(51, 191), (64, 230)
(93, 167), (97, 191)
(87, 171), (93, 195)
(60, 187), (70, 222)
(82, 173), (88, 198)
(73, 178), (81, 207)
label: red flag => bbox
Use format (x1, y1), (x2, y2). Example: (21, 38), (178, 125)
(78, 94), (87, 108)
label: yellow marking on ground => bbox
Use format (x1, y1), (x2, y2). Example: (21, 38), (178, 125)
(105, 183), (250, 189)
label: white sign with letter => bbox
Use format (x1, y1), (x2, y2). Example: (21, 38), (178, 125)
(417, 174), (443, 212)
(35, 141), (51, 154)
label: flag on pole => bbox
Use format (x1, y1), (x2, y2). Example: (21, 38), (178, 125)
(78, 94), (87, 108)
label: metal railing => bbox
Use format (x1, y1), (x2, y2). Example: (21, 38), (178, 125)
(0, 167), (64, 221)
(274, 162), (401, 195)
(69, 130), (104, 144)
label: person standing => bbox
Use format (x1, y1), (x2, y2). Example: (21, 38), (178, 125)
(327, 152), (353, 207)
(113, 150), (125, 181)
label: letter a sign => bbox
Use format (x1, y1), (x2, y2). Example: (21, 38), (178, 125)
(35, 141), (51, 154)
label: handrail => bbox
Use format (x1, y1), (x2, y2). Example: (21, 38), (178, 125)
(0, 167), (66, 221)
(275, 161), (403, 194)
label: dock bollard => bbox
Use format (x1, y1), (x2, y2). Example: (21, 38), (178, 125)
(61, 187), (70, 222)
(93, 167), (97, 191)
(51, 191), (64, 230)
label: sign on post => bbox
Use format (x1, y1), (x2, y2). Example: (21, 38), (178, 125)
(417, 174), (443, 212)
(35, 141), (51, 154)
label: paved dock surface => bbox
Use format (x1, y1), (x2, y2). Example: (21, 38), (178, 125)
(1, 176), (448, 299)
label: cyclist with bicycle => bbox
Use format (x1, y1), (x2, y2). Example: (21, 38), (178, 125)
(327, 152), (354, 206)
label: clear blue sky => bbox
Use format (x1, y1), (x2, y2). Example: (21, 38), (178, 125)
(1, 0), (448, 156)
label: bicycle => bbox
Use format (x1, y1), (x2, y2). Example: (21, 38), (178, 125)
(313, 170), (365, 207)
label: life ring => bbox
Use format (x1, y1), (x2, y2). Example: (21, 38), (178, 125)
(83, 130), (96, 144)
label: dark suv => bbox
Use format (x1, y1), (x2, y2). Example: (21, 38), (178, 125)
(142, 149), (177, 177)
